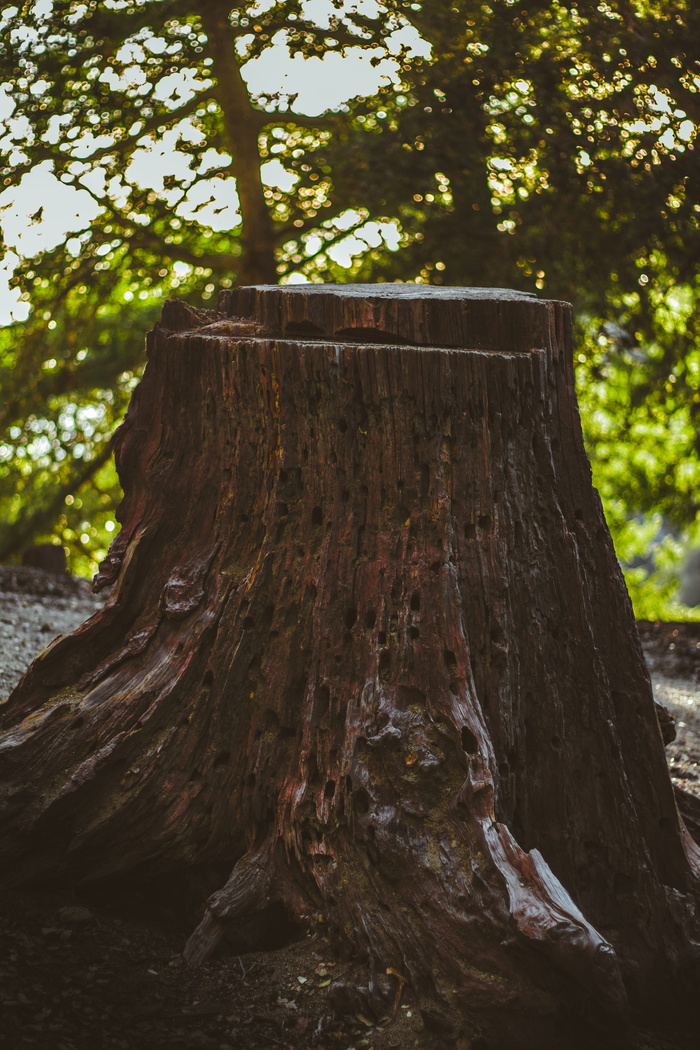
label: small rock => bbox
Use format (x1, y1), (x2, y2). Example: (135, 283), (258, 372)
(56, 905), (94, 926)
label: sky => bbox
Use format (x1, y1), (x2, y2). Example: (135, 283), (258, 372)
(0, 0), (429, 324)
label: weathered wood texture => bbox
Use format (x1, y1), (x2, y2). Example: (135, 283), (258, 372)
(1, 284), (699, 1048)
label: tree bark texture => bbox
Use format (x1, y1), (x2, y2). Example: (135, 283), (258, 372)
(1, 285), (699, 1048)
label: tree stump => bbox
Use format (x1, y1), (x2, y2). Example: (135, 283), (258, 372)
(1, 284), (699, 1048)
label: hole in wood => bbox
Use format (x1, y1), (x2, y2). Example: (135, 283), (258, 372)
(203, 670), (214, 687)
(461, 727), (479, 755)
(345, 607), (357, 630)
(241, 616), (255, 631)
(379, 650), (391, 681)
(464, 522), (476, 539)
(365, 609), (377, 629)
(352, 788), (371, 814)
(324, 780), (336, 800)
(231, 899), (306, 954)
(397, 685), (426, 709)
(410, 591), (421, 612)
(317, 684), (331, 709)
(409, 625), (420, 640)
(478, 514), (492, 529)
(332, 326), (408, 345)
(444, 649), (457, 673)
(396, 504), (410, 525)
(288, 674), (308, 705)
(284, 320), (325, 339)
(306, 750), (320, 788)
(377, 630), (387, 646)
(312, 506), (323, 526)
(214, 751), (230, 767)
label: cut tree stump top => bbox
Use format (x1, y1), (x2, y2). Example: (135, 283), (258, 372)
(217, 282), (567, 353)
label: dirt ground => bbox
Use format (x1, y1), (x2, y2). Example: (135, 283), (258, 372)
(1, 570), (699, 1050)
(638, 620), (700, 799)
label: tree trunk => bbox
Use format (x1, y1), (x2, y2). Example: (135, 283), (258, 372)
(198, 2), (278, 286)
(1, 284), (698, 1048)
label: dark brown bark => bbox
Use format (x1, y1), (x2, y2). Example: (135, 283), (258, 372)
(1, 285), (699, 1049)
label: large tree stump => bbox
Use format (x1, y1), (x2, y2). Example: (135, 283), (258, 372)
(1, 284), (699, 1048)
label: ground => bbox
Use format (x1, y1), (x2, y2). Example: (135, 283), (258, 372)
(1, 568), (699, 1050)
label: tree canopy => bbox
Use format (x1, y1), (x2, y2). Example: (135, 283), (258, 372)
(0, 0), (408, 571)
(0, 0), (698, 610)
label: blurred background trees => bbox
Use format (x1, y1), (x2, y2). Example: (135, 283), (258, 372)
(0, 0), (698, 615)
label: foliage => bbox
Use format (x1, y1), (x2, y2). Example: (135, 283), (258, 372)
(0, 0), (411, 570)
(0, 0), (699, 618)
(576, 301), (700, 620)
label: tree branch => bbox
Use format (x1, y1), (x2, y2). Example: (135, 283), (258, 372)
(82, 88), (217, 166)
(276, 217), (371, 272)
(195, 0), (278, 284)
(259, 111), (332, 131)
(127, 228), (240, 273)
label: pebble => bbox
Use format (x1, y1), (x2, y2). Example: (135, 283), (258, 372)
(56, 906), (95, 926)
